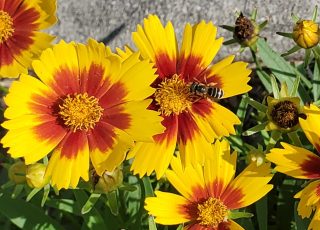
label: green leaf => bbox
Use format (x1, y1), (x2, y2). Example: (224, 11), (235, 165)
(257, 39), (311, 103)
(148, 216), (157, 230)
(74, 190), (108, 230)
(312, 5), (318, 22)
(142, 176), (154, 197)
(276, 32), (293, 38)
(12, 184), (24, 199)
(229, 211), (254, 219)
(281, 45), (301, 57)
(291, 13), (300, 23)
(220, 25), (234, 32)
(41, 184), (50, 207)
(313, 58), (320, 101)
(304, 49), (312, 67)
(26, 188), (41, 202)
(256, 69), (272, 93)
(45, 198), (76, 214)
(270, 75), (280, 99)
(236, 95), (249, 134)
(245, 96), (267, 112)
(290, 75), (300, 97)
(255, 196), (268, 230)
(259, 20), (268, 30)
(242, 122), (268, 136)
(0, 193), (63, 230)
(251, 8), (257, 21)
(81, 193), (101, 214)
(223, 39), (237, 45)
(106, 191), (119, 216)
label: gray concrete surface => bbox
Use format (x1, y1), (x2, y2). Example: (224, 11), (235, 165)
(48, 0), (319, 61)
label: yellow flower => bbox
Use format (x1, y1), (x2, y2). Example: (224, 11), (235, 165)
(128, 15), (252, 179)
(266, 104), (320, 229)
(145, 140), (273, 229)
(1, 39), (164, 190)
(0, 0), (57, 78)
(293, 20), (319, 49)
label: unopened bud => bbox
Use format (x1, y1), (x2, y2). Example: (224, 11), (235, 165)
(8, 161), (26, 184)
(293, 20), (319, 48)
(93, 168), (123, 193)
(26, 163), (50, 188)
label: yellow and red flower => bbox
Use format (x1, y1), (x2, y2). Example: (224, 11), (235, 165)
(0, 0), (57, 78)
(267, 104), (320, 229)
(1, 39), (164, 189)
(145, 140), (273, 229)
(128, 15), (252, 178)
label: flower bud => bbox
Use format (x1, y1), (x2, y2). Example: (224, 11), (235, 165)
(292, 20), (320, 48)
(247, 150), (265, 166)
(26, 163), (50, 188)
(8, 161), (26, 184)
(234, 13), (259, 47)
(93, 168), (123, 193)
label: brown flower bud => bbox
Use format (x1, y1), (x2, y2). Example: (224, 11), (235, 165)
(234, 13), (259, 46)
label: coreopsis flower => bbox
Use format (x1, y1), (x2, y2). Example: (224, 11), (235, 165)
(129, 15), (252, 178)
(145, 140), (273, 229)
(0, 0), (57, 78)
(1, 39), (164, 189)
(266, 104), (320, 229)
(293, 20), (319, 49)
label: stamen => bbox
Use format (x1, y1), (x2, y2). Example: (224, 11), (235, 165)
(0, 10), (14, 43)
(58, 93), (104, 132)
(271, 100), (299, 128)
(154, 74), (192, 116)
(197, 197), (228, 227)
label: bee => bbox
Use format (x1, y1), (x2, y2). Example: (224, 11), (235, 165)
(189, 82), (224, 100)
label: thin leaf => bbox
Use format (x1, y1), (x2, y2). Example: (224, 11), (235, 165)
(45, 198), (76, 214)
(281, 45), (301, 57)
(259, 20), (268, 30)
(291, 13), (300, 23)
(312, 5), (318, 22)
(242, 122), (268, 136)
(106, 191), (119, 216)
(41, 184), (50, 207)
(290, 75), (300, 97)
(276, 32), (293, 38)
(220, 25), (234, 32)
(223, 39), (237, 45)
(313, 58), (320, 101)
(236, 95), (248, 134)
(1, 181), (15, 189)
(245, 96), (267, 112)
(257, 39), (311, 102)
(12, 184), (24, 199)
(26, 188), (41, 202)
(256, 69), (272, 93)
(142, 176), (154, 197)
(270, 75), (280, 99)
(229, 211), (254, 219)
(288, 131), (302, 147)
(251, 9), (257, 21)
(0, 193), (63, 230)
(148, 216), (157, 230)
(81, 193), (101, 214)
(255, 196), (268, 230)
(304, 48), (312, 67)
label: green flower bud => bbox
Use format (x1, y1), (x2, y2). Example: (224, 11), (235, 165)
(93, 168), (123, 193)
(292, 20), (320, 48)
(26, 163), (50, 188)
(8, 161), (26, 184)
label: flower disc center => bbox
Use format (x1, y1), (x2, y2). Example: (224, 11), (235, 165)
(0, 10), (14, 43)
(59, 93), (104, 132)
(197, 197), (228, 227)
(271, 100), (299, 128)
(154, 74), (192, 116)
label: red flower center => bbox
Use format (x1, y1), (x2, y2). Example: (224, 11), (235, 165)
(58, 93), (104, 132)
(0, 10), (14, 43)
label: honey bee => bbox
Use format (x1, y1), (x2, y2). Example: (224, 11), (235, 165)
(189, 82), (224, 100)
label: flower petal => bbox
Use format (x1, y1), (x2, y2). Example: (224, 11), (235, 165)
(45, 131), (90, 189)
(129, 115), (178, 178)
(145, 191), (190, 225)
(300, 104), (320, 153)
(267, 142), (320, 179)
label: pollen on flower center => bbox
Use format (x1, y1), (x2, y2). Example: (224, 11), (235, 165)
(0, 10), (14, 43)
(271, 100), (299, 128)
(154, 74), (192, 116)
(58, 93), (104, 132)
(197, 197), (228, 227)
